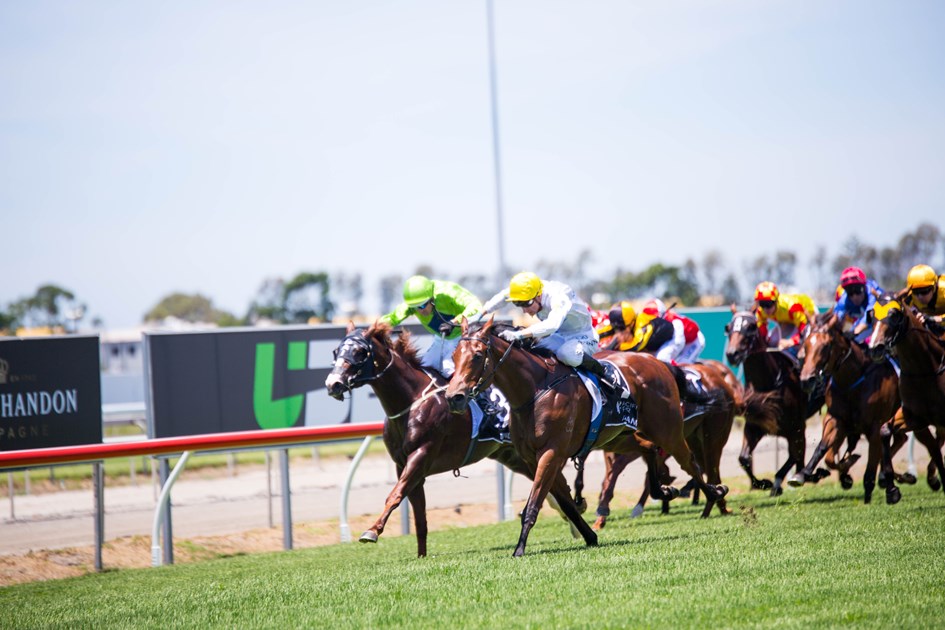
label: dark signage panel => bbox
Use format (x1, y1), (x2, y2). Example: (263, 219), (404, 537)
(146, 325), (431, 439)
(0, 336), (103, 451)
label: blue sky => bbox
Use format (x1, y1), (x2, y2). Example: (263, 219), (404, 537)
(2, 1), (944, 328)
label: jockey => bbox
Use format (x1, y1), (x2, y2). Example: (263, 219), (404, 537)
(589, 308), (614, 349)
(832, 266), (883, 344)
(753, 281), (817, 351)
(479, 272), (628, 398)
(600, 300), (676, 356)
(379, 275), (482, 377)
(904, 264), (945, 329)
(641, 299), (706, 364)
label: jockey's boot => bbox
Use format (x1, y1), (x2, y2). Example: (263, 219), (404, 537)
(473, 390), (499, 419)
(667, 364), (713, 405)
(580, 355), (630, 400)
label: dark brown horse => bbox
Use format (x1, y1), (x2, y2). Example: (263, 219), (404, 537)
(445, 318), (728, 557)
(792, 312), (903, 503)
(325, 323), (586, 556)
(592, 359), (741, 527)
(724, 310), (824, 495)
(868, 292), (945, 504)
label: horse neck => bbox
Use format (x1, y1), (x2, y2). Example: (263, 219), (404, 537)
(489, 342), (547, 410)
(370, 349), (440, 421)
(827, 335), (869, 388)
(744, 349), (791, 392)
(895, 321), (945, 375)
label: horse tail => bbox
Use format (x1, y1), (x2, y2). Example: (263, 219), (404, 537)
(740, 385), (781, 434)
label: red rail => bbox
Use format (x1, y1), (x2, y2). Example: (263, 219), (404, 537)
(0, 422), (385, 470)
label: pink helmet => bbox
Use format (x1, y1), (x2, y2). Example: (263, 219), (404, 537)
(840, 266), (867, 288)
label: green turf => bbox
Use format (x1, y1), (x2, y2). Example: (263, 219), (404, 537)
(1, 482), (942, 629)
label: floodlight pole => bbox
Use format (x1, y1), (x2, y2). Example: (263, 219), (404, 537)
(486, 0), (507, 286)
(486, 0), (509, 522)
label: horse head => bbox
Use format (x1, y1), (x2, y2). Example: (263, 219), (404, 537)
(325, 322), (398, 400)
(799, 311), (846, 393)
(724, 311), (761, 367)
(868, 292), (910, 363)
(445, 316), (505, 414)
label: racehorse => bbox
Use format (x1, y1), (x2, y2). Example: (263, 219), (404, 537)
(724, 309), (824, 495)
(324, 322), (586, 556)
(592, 359), (742, 527)
(791, 311), (903, 503)
(868, 292), (945, 504)
(445, 317), (728, 557)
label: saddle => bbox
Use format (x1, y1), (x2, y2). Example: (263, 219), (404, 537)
(668, 364), (713, 405)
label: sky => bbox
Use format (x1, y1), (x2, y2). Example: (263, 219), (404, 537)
(2, 1), (944, 328)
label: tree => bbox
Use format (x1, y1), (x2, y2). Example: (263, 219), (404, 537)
(283, 272), (333, 323)
(246, 278), (286, 324)
(701, 250), (725, 296)
(144, 293), (238, 326)
(378, 274), (403, 315)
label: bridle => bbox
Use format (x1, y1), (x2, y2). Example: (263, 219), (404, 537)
(331, 331), (395, 389)
(457, 329), (517, 398)
(331, 330), (444, 419)
(725, 312), (761, 365)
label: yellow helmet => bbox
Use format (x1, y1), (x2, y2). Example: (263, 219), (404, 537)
(608, 301), (637, 330)
(507, 272), (543, 302)
(906, 264), (937, 290)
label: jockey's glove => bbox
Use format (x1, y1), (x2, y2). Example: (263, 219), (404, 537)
(499, 329), (526, 342)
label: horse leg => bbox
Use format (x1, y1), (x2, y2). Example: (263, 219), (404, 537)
(407, 484), (428, 557)
(912, 424), (945, 499)
(594, 452), (634, 530)
(879, 420), (902, 504)
(548, 472), (598, 547)
(926, 429), (945, 491)
(771, 430), (804, 497)
(862, 433), (882, 505)
(654, 429), (727, 515)
(740, 423), (773, 490)
(360, 448), (429, 545)
(514, 449), (571, 557)
(631, 475), (649, 519)
(789, 413), (841, 487)
(571, 453), (589, 513)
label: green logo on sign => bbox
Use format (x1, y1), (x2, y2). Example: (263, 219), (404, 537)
(253, 341), (307, 429)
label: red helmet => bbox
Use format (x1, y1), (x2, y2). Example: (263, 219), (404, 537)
(754, 281), (779, 303)
(840, 266), (867, 288)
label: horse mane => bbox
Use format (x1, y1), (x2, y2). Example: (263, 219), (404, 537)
(367, 322), (424, 370)
(468, 320), (558, 360)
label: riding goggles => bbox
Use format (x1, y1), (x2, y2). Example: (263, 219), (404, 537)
(845, 284), (865, 296)
(913, 286), (935, 296)
(758, 300), (776, 309)
(413, 300), (432, 310)
(513, 298), (536, 308)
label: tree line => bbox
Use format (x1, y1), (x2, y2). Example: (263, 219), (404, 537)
(2, 222), (941, 333)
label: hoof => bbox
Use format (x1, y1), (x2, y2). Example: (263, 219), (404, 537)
(592, 517), (607, 531)
(878, 474), (888, 489)
(840, 474), (854, 490)
(359, 531), (379, 543)
(769, 485), (783, 497)
(813, 468), (831, 482)
(715, 484), (729, 500)
(787, 474), (805, 488)
(568, 521), (582, 540)
(898, 473), (917, 486)
(576, 497), (588, 514)
(864, 491), (872, 505)
(929, 477), (942, 492)
(752, 478), (774, 491)
(886, 486), (902, 505)
(630, 504), (645, 519)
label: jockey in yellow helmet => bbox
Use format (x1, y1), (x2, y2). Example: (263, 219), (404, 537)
(904, 264), (945, 327)
(479, 272), (628, 398)
(753, 281), (817, 350)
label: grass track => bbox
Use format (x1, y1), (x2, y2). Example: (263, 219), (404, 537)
(1, 482), (943, 629)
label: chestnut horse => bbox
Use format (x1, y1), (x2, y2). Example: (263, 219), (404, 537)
(445, 318), (728, 557)
(791, 311), (903, 503)
(868, 292), (945, 504)
(593, 359), (741, 527)
(325, 323), (586, 556)
(724, 310), (824, 495)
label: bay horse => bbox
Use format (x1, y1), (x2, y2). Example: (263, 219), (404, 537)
(445, 317), (728, 557)
(792, 311), (903, 503)
(324, 322), (587, 556)
(724, 309), (824, 495)
(868, 292), (945, 504)
(592, 359), (739, 527)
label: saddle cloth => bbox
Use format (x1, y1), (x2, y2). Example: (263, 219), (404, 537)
(469, 386), (511, 444)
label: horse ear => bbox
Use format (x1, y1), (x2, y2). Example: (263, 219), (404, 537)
(346, 321), (356, 334)
(893, 287), (910, 301)
(482, 314), (496, 333)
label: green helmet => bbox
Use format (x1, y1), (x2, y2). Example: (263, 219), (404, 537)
(403, 275), (434, 307)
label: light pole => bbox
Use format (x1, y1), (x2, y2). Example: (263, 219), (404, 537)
(486, 0), (507, 289)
